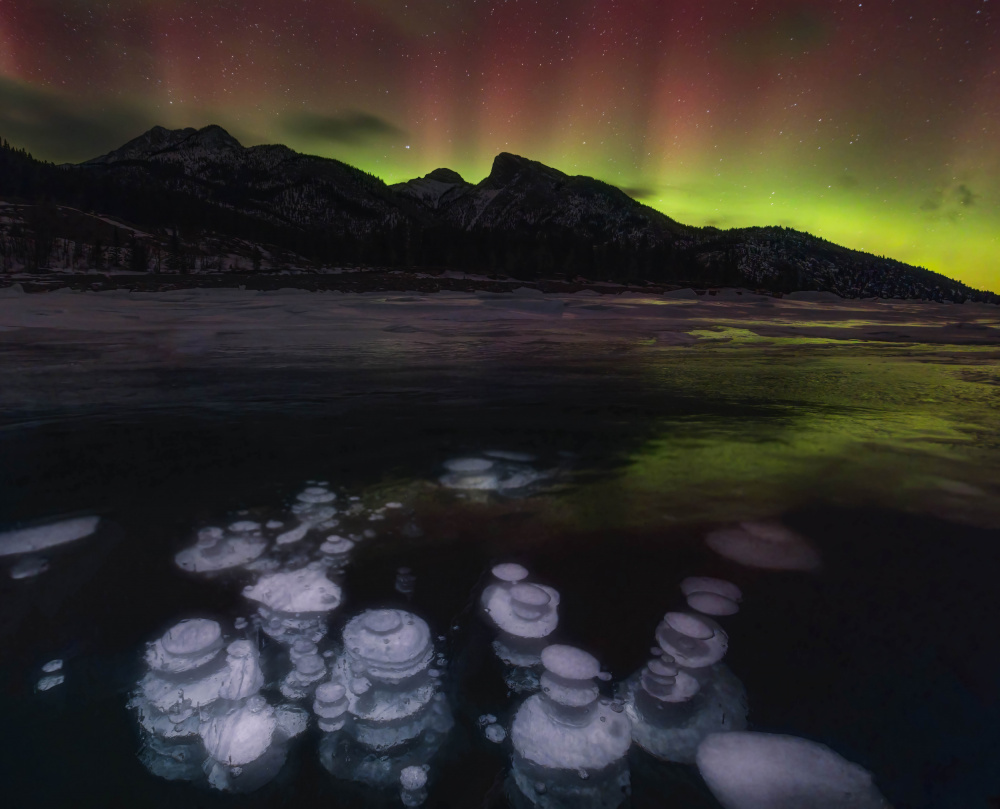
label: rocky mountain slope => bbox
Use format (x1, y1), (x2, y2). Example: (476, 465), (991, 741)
(0, 125), (994, 302)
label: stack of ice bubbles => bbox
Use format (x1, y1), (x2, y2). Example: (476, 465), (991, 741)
(242, 566), (342, 646)
(277, 485), (339, 546)
(318, 608), (453, 792)
(620, 577), (748, 764)
(481, 562), (561, 693)
(509, 645), (631, 809)
(129, 618), (308, 792)
(174, 524), (268, 574)
(440, 451), (549, 494)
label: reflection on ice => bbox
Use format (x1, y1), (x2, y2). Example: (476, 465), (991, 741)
(696, 732), (889, 809)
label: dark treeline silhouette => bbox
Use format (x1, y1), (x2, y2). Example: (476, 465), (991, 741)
(1, 136), (995, 303)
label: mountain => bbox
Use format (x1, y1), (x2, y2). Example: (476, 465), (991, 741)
(0, 125), (995, 302)
(394, 153), (688, 247)
(78, 124), (415, 235)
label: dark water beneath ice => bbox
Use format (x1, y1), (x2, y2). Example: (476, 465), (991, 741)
(2, 319), (1000, 808)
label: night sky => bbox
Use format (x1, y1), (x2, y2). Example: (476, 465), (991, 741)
(1, 1), (997, 290)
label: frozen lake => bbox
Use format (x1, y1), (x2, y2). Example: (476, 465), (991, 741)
(1, 286), (999, 808)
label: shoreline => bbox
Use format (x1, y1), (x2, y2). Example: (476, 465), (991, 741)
(0, 269), (992, 305)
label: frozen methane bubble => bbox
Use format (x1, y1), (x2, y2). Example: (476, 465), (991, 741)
(484, 580), (560, 640)
(687, 591), (740, 616)
(681, 577), (743, 616)
(655, 612), (728, 669)
(680, 577), (743, 602)
(705, 521), (821, 571)
(440, 457), (500, 490)
(485, 724), (507, 743)
(510, 644), (631, 808)
(313, 682), (349, 732)
(400, 765), (429, 807)
(341, 608), (433, 683)
(9, 555), (50, 579)
(146, 618), (225, 674)
(243, 568), (342, 645)
(218, 640), (265, 701)
(36, 674), (65, 691)
(280, 652), (327, 700)
(0, 515), (99, 557)
(319, 608), (454, 790)
(492, 562), (529, 584)
(695, 732), (889, 809)
(298, 486), (336, 504)
(202, 695), (277, 767)
(620, 596), (747, 764)
(400, 765), (428, 790)
(42, 659), (64, 673)
(175, 526), (267, 573)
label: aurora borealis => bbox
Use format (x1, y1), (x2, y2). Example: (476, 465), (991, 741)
(1, 1), (996, 290)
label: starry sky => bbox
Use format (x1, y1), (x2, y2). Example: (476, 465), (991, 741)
(0, 1), (997, 290)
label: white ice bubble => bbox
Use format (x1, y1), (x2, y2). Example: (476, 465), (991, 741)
(444, 457), (494, 473)
(680, 577), (743, 603)
(655, 613), (728, 669)
(492, 562), (529, 583)
(485, 724), (507, 743)
(400, 765), (428, 790)
(706, 521), (821, 571)
(243, 568), (342, 614)
(36, 674), (65, 692)
(0, 515), (99, 557)
(9, 555), (50, 579)
(201, 696), (277, 767)
(696, 732), (888, 809)
(687, 591), (740, 616)
(175, 526), (267, 573)
(276, 523), (310, 545)
(541, 645), (601, 681)
(41, 659), (64, 673)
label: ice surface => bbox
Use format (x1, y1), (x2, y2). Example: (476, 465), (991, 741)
(0, 515), (99, 557)
(696, 732), (888, 809)
(655, 613), (728, 668)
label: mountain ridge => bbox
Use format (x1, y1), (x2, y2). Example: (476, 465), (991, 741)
(0, 124), (994, 303)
